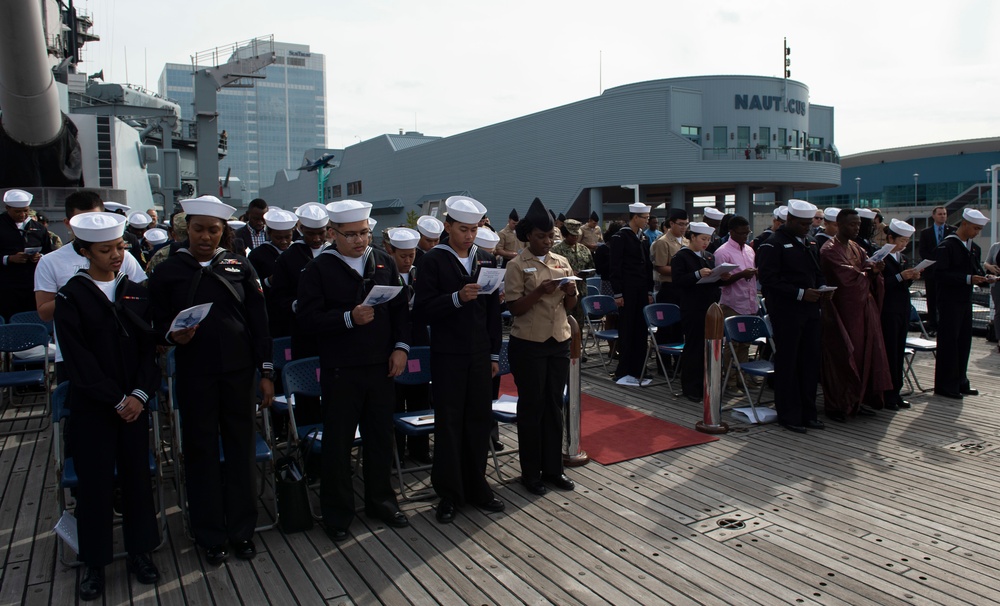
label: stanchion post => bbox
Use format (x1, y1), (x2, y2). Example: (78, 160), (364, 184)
(696, 303), (729, 434)
(564, 316), (590, 466)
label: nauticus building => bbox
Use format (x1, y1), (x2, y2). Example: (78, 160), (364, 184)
(262, 75), (840, 224)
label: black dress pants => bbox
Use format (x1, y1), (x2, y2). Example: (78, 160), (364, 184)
(770, 309), (821, 426)
(508, 337), (569, 480)
(934, 301), (972, 394)
(881, 310), (909, 405)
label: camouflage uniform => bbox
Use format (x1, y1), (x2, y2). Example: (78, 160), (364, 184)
(550, 239), (594, 330)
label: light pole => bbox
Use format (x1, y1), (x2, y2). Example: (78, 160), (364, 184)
(913, 173), (919, 206)
(855, 177), (861, 206)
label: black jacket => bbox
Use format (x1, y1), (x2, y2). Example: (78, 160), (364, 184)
(934, 234), (983, 307)
(0, 213), (53, 291)
(609, 228), (653, 297)
(269, 241), (327, 338)
(412, 245), (501, 360)
(881, 253), (913, 316)
(671, 248), (721, 319)
(248, 242), (284, 339)
(149, 247), (271, 376)
(918, 223), (956, 264)
(235, 225), (267, 251)
(297, 246), (410, 368)
(54, 272), (159, 409)
(756, 226), (825, 317)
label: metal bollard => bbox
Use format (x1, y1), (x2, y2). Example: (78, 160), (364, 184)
(563, 316), (590, 466)
(696, 303), (729, 434)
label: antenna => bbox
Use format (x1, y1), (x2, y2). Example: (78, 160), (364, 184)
(783, 37), (791, 79)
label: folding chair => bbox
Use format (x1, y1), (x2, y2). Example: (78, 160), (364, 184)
(903, 304), (936, 393)
(580, 295), (619, 375)
(391, 346), (435, 501)
(167, 359), (277, 537)
(722, 315), (775, 418)
(489, 340), (519, 482)
(8, 312), (56, 398)
(51, 382), (167, 566)
(637, 304), (684, 389)
(586, 284), (600, 297)
(0, 323), (52, 434)
(585, 276), (602, 294)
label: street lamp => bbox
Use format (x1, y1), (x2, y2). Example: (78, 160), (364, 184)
(913, 173), (919, 206)
(855, 177), (861, 206)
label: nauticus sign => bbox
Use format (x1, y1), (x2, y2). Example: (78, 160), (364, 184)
(734, 94), (806, 116)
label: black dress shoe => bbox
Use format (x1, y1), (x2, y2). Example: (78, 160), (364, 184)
(436, 499), (456, 524)
(126, 553), (160, 584)
(960, 387), (979, 396)
(522, 476), (548, 495)
(804, 420), (826, 430)
(934, 390), (963, 399)
(826, 411), (847, 422)
(898, 400), (911, 409)
(79, 565), (104, 601)
(231, 539), (256, 560)
(476, 496), (506, 513)
(380, 511), (410, 528)
(324, 524), (349, 541)
(884, 403), (900, 411)
(542, 473), (576, 491)
(205, 544), (229, 565)
(780, 423), (807, 434)
(858, 406), (877, 417)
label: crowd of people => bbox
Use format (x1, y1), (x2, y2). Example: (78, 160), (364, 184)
(0, 185), (996, 600)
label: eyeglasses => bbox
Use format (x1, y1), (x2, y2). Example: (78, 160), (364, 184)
(334, 228), (372, 241)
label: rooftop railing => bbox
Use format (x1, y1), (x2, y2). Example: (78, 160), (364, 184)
(701, 146), (839, 164)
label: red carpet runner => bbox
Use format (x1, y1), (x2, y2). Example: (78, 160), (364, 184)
(498, 374), (718, 465)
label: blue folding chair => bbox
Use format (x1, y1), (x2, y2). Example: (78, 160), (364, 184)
(903, 304), (936, 393)
(580, 295), (619, 375)
(392, 346), (435, 500)
(586, 284), (600, 297)
(489, 340), (520, 482)
(281, 356), (325, 455)
(0, 323), (52, 434)
(722, 316), (775, 419)
(51, 382), (167, 566)
(638, 304), (684, 389)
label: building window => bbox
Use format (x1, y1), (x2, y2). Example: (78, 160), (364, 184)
(681, 125), (701, 144)
(758, 127), (770, 153)
(737, 126), (750, 152)
(347, 180), (362, 196)
(332, 184), (342, 198)
(778, 128), (787, 150)
(712, 126), (727, 154)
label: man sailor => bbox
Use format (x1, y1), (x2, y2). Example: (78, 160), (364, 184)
(933, 208), (990, 399)
(269, 203), (330, 343)
(813, 207), (839, 253)
(248, 209), (298, 339)
(297, 200), (411, 540)
(126, 212), (153, 265)
(609, 201), (654, 386)
(413, 215), (444, 267)
(1, 189), (54, 319)
(752, 206), (787, 252)
(412, 195), (504, 524)
(495, 208), (523, 265)
(703, 207), (725, 248)
(580, 211), (603, 252)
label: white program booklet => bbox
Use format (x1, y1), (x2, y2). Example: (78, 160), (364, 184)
(913, 259), (936, 272)
(361, 285), (403, 306)
(867, 243), (896, 264)
(696, 262), (739, 284)
(169, 303), (212, 332)
(492, 394), (518, 414)
(477, 267), (505, 294)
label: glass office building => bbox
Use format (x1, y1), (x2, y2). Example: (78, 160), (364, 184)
(158, 42), (327, 202)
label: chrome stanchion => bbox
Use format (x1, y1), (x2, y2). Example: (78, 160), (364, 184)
(564, 316), (589, 466)
(697, 303), (729, 434)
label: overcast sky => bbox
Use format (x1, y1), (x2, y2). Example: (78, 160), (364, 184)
(81, 0), (998, 156)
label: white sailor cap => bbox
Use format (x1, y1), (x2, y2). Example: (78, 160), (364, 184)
(688, 221), (715, 236)
(2, 189), (32, 208)
(416, 215), (444, 238)
(295, 202), (330, 228)
(787, 199), (817, 219)
(628, 202), (652, 214)
(855, 208), (877, 220)
(325, 199), (372, 224)
(180, 195), (236, 221)
(888, 219), (915, 237)
(962, 207), (988, 226)
(227, 220), (246, 230)
(774, 206), (788, 220)
(128, 211), (152, 228)
(704, 207), (724, 221)
(387, 227), (421, 250)
(474, 228), (501, 250)
(263, 209), (298, 231)
(69, 212), (127, 243)
(103, 201), (131, 214)
(144, 227), (168, 245)
(445, 196), (487, 224)
(823, 207), (841, 222)
(368, 217), (377, 230)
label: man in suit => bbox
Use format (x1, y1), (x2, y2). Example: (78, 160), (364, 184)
(235, 198), (269, 251)
(932, 208), (990, 399)
(609, 202), (654, 386)
(756, 199), (831, 434)
(917, 206), (955, 333)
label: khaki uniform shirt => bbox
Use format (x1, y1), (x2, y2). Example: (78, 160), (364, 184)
(550, 241), (595, 274)
(497, 225), (524, 257)
(650, 233), (689, 283)
(504, 248), (573, 343)
(580, 224), (603, 248)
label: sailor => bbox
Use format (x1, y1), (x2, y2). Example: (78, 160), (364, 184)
(368, 217), (378, 246)
(495, 208), (523, 266)
(248, 209), (298, 339)
(102, 201), (131, 216)
(126, 211), (152, 265)
(703, 207), (725, 248)
(297, 200), (411, 540)
(34, 191), (148, 383)
(143, 228), (170, 264)
(386, 227), (432, 463)
(474, 227), (501, 253)
(751, 206), (786, 252)
(855, 207), (878, 256)
(609, 201), (654, 386)
(148, 195), (273, 565)
(1, 189), (53, 319)
(413, 214), (444, 267)
(881, 219), (922, 410)
(933, 208), (990, 399)
(53, 212), (160, 600)
(814, 207), (840, 253)
(269, 202), (330, 343)
(580, 211), (604, 252)
(756, 199), (830, 433)
(413, 195), (504, 524)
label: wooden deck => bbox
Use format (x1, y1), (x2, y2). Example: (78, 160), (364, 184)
(2, 335), (1000, 605)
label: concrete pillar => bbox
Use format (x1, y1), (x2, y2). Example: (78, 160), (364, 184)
(778, 185), (794, 203)
(589, 187), (603, 223)
(735, 184), (751, 218)
(715, 195), (726, 212)
(671, 185), (686, 211)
